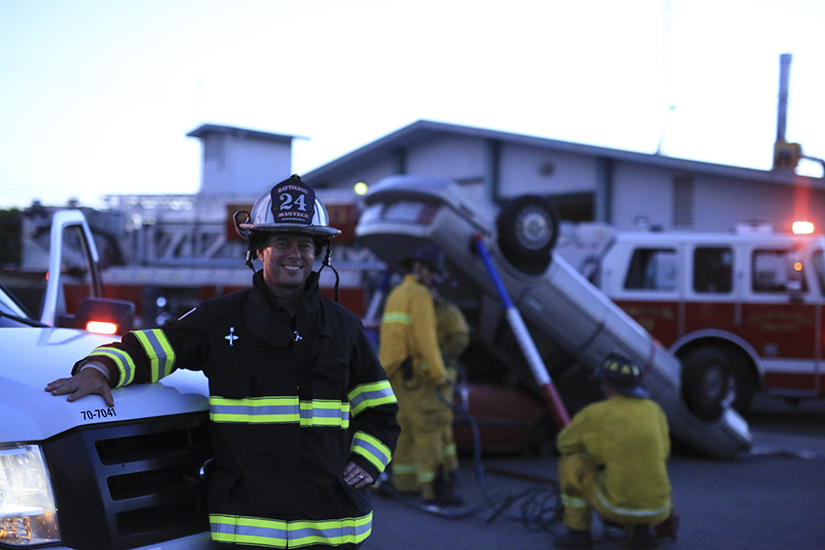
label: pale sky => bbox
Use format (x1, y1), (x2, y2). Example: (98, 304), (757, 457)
(1, 0), (823, 209)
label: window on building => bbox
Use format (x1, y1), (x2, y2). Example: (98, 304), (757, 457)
(672, 176), (694, 228)
(693, 247), (733, 293)
(553, 192), (594, 223)
(624, 248), (677, 291)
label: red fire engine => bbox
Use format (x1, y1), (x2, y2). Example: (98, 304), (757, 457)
(557, 220), (825, 420)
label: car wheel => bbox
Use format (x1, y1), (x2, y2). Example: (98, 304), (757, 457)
(496, 195), (559, 274)
(680, 348), (733, 423)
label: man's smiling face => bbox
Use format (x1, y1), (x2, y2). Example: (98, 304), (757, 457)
(257, 232), (316, 293)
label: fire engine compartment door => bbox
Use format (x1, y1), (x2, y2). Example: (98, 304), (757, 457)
(744, 243), (819, 396)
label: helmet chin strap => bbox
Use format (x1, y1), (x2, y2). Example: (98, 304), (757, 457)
(317, 242), (340, 302)
(244, 235), (340, 302)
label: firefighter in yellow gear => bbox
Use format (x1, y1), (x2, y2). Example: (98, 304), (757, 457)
(432, 291), (470, 478)
(555, 354), (673, 550)
(379, 244), (463, 506)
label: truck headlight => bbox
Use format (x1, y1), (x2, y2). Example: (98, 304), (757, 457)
(0, 445), (60, 545)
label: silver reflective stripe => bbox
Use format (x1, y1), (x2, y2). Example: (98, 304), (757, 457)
(133, 329), (175, 382)
(348, 380), (396, 417)
(300, 400), (350, 427)
(210, 396), (350, 427)
(351, 431), (391, 472)
(89, 347), (135, 387)
(210, 511), (372, 548)
(210, 397), (299, 424)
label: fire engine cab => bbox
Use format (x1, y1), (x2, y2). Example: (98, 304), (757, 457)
(556, 221), (825, 420)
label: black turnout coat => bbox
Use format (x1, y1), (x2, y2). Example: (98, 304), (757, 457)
(75, 270), (399, 547)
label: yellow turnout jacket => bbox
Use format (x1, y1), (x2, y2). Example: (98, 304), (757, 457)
(557, 394), (672, 516)
(379, 275), (447, 385)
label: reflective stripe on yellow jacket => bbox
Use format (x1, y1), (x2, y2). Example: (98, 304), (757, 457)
(379, 275), (446, 384)
(556, 394), (672, 516)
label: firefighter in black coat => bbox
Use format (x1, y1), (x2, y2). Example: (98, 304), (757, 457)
(47, 175), (400, 549)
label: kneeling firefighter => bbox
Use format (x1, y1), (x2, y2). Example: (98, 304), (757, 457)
(555, 354), (677, 550)
(379, 244), (464, 506)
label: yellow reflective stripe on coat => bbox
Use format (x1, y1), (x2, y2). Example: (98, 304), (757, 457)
(442, 443), (457, 459)
(210, 511), (372, 548)
(88, 347), (135, 387)
(348, 380), (396, 417)
(132, 329), (175, 382)
(381, 312), (412, 325)
(351, 431), (392, 472)
(392, 462), (417, 475)
(209, 396), (350, 428)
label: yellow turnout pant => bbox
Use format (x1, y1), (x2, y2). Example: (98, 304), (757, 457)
(390, 378), (454, 500)
(558, 453), (671, 531)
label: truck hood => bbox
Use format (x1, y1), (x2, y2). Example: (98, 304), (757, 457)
(1, 327), (209, 443)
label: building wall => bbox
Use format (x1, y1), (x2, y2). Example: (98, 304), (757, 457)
(315, 157), (401, 193)
(611, 163), (674, 231)
(610, 161), (825, 233)
(695, 175), (825, 233)
(407, 134), (489, 182)
(201, 134), (292, 195)
(303, 125), (825, 235)
(498, 143), (599, 198)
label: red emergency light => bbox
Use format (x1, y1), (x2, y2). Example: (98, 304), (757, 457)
(85, 321), (119, 335)
(792, 221), (815, 235)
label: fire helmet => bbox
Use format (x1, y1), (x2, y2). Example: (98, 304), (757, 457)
(234, 174), (341, 239)
(596, 353), (650, 398)
(400, 243), (446, 275)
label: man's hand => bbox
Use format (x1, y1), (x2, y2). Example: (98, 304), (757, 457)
(45, 366), (114, 407)
(343, 461), (373, 489)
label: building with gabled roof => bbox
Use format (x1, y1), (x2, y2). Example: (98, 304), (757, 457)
(305, 119), (824, 233)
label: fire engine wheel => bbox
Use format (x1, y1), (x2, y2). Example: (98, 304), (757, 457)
(724, 351), (757, 414)
(680, 348), (734, 423)
(496, 195), (559, 275)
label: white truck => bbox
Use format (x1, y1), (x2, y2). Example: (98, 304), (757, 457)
(355, 176), (752, 460)
(554, 220), (825, 419)
(0, 210), (211, 549)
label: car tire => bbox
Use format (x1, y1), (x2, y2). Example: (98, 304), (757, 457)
(680, 347), (732, 423)
(496, 195), (559, 275)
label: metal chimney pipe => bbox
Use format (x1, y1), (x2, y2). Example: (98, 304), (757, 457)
(776, 53), (792, 143)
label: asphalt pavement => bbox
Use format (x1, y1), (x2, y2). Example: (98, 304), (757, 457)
(362, 396), (825, 550)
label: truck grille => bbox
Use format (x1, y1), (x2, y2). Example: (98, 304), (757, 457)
(44, 412), (211, 550)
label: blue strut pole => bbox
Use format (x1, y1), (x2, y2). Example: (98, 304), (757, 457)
(472, 235), (570, 428)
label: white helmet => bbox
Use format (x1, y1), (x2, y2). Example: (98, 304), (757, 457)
(234, 174), (341, 239)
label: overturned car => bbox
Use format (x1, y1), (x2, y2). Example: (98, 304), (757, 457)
(355, 175), (752, 460)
